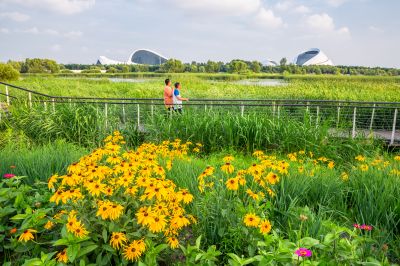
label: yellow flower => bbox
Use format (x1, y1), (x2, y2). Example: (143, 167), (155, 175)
(341, 172), (349, 181)
(246, 189), (260, 201)
(56, 249), (68, 263)
(18, 229), (37, 242)
(123, 240), (146, 261)
(44, 221), (54, 230)
(355, 155), (366, 162)
(148, 215), (167, 233)
(73, 223), (89, 238)
(110, 232), (127, 250)
(395, 155), (400, 161)
(136, 207), (155, 226)
(253, 150), (264, 158)
(259, 220), (272, 234)
(221, 162), (235, 174)
(360, 164), (369, 172)
(327, 161), (335, 169)
(48, 174), (59, 189)
(170, 214), (190, 229)
(225, 177), (239, 191)
(243, 213), (260, 227)
(223, 155), (235, 163)
(266, 172), (280, 185)
(176, 189), (194, 204)
(167, 236), (179, 249)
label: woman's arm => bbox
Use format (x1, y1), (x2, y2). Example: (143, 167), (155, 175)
(177, 96), (189, 101)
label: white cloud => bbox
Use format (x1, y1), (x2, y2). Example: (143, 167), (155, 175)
(64, 30), (83, 38)
(307, 13), (335, 31)
(254, 8), (284, 29)
(369, 26), (384, 33)
(51, 44), (61, 52)
(4, 0), (95, 15)
(0, 28), (9, 33)
(294, 5), (311, 14)
(44, 29), (60, 35)
(327, 0), (347, 7)
(169, 0), (261, 15)
(306, 13), (350, 37)
(0, 11), (30, 22)
(274, 1), (310, 14)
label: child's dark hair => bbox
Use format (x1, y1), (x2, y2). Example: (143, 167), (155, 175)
(165, 79), (170, 85)
(174, 82), (180, 88)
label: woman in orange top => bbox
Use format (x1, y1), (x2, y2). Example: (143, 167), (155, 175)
(164, 78), (173, 111)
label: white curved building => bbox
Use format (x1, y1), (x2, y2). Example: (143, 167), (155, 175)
(294, 48), (333, 66)
(97, 49), (168, 65)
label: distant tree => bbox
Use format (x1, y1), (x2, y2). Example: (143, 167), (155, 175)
(0, 63), (20, 81)
(280, 57), (287, 67)
(106, 67), (118, 73)
(20, 58), (60, 73)
(198, 66), (206, 73)
(205, 60), (219, 73)
(161, 59), (185, 73)
(250, 61), (262, 73)
(7, 60), (23, 72)
(228, 60), (248, 73)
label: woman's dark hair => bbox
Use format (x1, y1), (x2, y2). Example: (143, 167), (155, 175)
(165, 79), (170, 85)
(174, 82), (180, 88)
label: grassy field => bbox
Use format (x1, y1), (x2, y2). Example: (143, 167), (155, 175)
(1, 74), (400, 265)
(5, 74), (400, 101)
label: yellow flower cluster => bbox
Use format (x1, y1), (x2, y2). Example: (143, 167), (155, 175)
(47, 132), (196, 261)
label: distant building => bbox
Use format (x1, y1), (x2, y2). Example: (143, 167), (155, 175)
(263, 60), (278, 67)
(294, 48), (333, 66)
(97, 49), (168, 65)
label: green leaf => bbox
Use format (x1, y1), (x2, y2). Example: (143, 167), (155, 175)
(102, 228), (107, 243)
(53, 238), (70, 246)
(77, 244), (98, 258)
(299, 237), (320, 248)
(67, 244), (80, 262)
(195, 235), (202, 249)
(11, 213), (28, 220)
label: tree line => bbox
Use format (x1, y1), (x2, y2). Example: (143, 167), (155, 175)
(1, 58), (400, 81)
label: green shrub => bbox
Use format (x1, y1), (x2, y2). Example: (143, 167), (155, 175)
(0, 63), (20, 81)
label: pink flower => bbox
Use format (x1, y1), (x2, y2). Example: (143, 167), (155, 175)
(360, 224), (373, 231)
(353, 224), (361, 229)
(295, 248), (312, 257)
(3, 173), (16, 179)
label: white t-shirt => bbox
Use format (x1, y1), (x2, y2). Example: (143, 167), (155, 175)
(173, 89), (183, 109)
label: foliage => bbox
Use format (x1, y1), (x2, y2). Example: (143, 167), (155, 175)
(20, 58), (60, 74)
(0, 63), (20, 81)
(8, 75), (400, 102)
(161, 59), (185, 73)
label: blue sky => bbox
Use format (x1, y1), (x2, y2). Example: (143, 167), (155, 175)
(0, 0), (399, 67)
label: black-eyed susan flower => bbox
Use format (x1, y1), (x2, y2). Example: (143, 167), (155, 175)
(259, 220), (272, 234)
(123, 240), (146, 261)
(110, 232), (127, 249)
(166, 236), (179, 249)
(56, 249), (68, 263)
(225, 177), (239, 191)
(266, 172), (280, 185)
(44, 220), (54, 230)
(18, 229), (37, 242)
(243, 213), (260, 227)
(148, 215), (167, 233)
(221, 162), (235, 174)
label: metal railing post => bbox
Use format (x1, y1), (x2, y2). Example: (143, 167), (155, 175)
(137, 104), (140, 128)
(44, 101), (47, 111)
(5, 85), (10, 105)
(272, 101), (276, 117)
(336, 103), (341, 128)
(122, 102), (126, 124)
(277, 105), (280, 120)
(352, 107), (357, 139)
(390, 108), (398, 146)
(316, 106), (320, 126)
(240, 102), (244, 117)
(369, 104), (376, 131)
(151, 100), (154, 117)
(28, 92), (32, 108)
(52, 98), (55, 113)
(104, 103), (108, 129)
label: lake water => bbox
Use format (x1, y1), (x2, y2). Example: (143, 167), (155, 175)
(233, 79), (287, 86)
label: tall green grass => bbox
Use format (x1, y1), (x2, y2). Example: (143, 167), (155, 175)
(6, 74), (400, 101)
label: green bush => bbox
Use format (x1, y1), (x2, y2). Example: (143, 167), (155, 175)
(0, 63), (20, 81)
